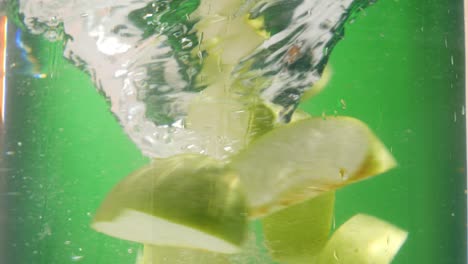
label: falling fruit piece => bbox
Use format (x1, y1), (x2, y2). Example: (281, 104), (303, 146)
(186, 82), (276, 159)
(230, 116), (396, 217)
(262, 191), (335, 264)
(316, 214), (408, 264)
(92, 154), (248, 254)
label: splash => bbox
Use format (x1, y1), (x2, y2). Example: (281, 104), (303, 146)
(13, 0), (375, 157)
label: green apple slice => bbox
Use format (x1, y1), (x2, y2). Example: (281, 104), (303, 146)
(185, 0), (271, 159)
(186, 83), (276, 159)
(262, 191), (335, 264)
(316, 214), (408, 264)
(230, 116), (396, 217)
(91, 154), (248, 253)
(193, 0), (265, 65)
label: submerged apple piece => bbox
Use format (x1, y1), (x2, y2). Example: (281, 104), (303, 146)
(193, 0), (265, 66)
(262, 191), (335, 264)
(230, 116), (396, 217)
(185, 0), (272, 159)
(91, 154), (248, 253)
(316, 214), (408, 264)
(186, 86), (276, 159)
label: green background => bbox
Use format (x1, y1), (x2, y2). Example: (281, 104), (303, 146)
(2, 0), (466, 263)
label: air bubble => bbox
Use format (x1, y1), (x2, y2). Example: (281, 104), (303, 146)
(223, 146), (234, 153)
(46, 16), (60, 27)
(288, 94), (300, 101)
(71, 255), (83, 261)
(340, 99), (347, 110)
(181, 38), (193, 49)
(173, 31), (183, 38)
(319, 20), (332, 30)
(44, 30), (60, 42)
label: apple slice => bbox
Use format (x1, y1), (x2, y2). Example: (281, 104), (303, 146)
(230, 116), (396, 217)
(186, 83), (276, 159)
(262, 191), (335, 264)
(185, 0), (272, 159)
(91, 154), (248, 253)
(316, 214), (408, 264)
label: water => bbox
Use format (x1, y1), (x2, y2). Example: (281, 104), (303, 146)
(1, 0), (467, 263)
(13, 0), (373, 158)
